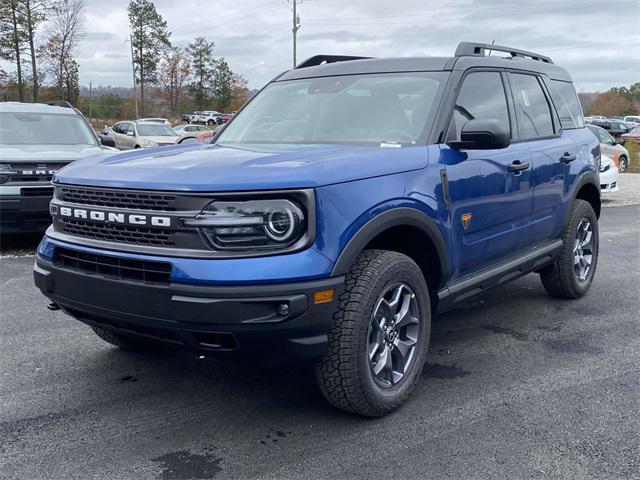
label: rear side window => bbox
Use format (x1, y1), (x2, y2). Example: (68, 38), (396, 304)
(547, 80), (584, 130)
(447, 71), (511, 141)
(510, 73), (554, 139)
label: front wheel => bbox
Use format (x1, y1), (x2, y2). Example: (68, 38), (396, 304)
(315, 250), (431, 417)
(540, 199), (599, 298)
(618, 155), (628, 173)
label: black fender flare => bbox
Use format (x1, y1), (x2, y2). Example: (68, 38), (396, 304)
(330, 207), (449, 288)
(572, 170), (601, 218)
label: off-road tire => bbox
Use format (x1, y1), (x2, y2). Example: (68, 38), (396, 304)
(315, 250), (431, 417)
(91, 326), (156, 350)
(540, 199), (599, 298)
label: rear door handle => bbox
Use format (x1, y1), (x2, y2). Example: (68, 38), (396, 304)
(560, 152), (577, 163)
(508, 161), (530, 173)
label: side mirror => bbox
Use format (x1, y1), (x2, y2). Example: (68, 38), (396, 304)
(447, 119), (510, 150)
(126, 131), (135, 137)
(100, 134), (116, 148)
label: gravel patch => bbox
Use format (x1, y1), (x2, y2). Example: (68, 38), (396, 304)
(602, 173), (640, 207)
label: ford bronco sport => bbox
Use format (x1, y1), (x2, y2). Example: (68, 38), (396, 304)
(35, 43), (601, 416)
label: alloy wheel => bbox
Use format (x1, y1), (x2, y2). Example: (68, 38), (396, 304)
(367, 283), (421, 388)
(573, 218), (594, 283)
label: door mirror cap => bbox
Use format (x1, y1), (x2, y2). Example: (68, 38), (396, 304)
(126, 131), (135, 137)
(99, 134), (116, 148)
(447, 119), (511, 150)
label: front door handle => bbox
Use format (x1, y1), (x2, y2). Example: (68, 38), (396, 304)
(560, 152), (577, 163)
(508, 161), (530, 173)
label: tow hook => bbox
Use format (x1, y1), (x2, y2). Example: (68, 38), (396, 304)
(47, 302), (60, 311)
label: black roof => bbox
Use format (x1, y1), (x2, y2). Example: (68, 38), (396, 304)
(278, 42), (572, 83)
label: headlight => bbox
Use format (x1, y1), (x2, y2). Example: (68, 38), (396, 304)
(184, 198), (307, 251)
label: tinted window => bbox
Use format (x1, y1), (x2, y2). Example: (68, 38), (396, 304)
(510, 73), (554, 139)
(547, 80), (584, 129)
(447, 72), (510, 141)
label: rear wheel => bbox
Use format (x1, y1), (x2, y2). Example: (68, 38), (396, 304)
(207, 119), (215, 127)
(540, 199), (599, 298)
(315, 250), (431, 417)
(91, 326), (157, 350)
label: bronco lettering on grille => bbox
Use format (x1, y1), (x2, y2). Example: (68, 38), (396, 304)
(53, 205), (171, 227)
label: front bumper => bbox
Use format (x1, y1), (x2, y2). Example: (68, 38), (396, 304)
(34, 255), (344, 366)
(0, 186), (54, 233)
(600, 166), (619, 193)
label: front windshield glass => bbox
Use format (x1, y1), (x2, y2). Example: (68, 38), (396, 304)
(136, 124), (177, 136)
(218, 72), (448, 146)
(0, 112), (97, 145)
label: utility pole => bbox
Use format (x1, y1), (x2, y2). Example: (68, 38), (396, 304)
(88, 81), (93, 124)
(129, 34), (139, 118)
(291, 0), (301, 67)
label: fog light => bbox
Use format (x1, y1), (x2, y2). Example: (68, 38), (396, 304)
(313, 289), (335, 304)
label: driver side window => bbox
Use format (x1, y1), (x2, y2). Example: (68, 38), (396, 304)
(447, 72), (511, 141)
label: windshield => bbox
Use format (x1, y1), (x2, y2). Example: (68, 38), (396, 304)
(136, 124), (177, 136)
(218, 72), (448, 146)
(0, 112), (97, 146)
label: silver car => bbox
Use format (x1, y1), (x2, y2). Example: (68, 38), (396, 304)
(587, 124), (630, 173)
(108, 121), (180, 150)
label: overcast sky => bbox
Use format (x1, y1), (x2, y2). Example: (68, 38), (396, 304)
(27, 0), (640, 92)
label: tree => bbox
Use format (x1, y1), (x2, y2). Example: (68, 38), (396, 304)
(127, 0), (170, 116)
(187, 36), (215, 110)
(41, 0), (84, 100)
(212, 57), (233, 111)
(16, 0), (47, 102)
(229, 73), (249, 111)
(157, 47), (190, 116)
(0, 0), (27, 101)
(587, 83), (640, 117)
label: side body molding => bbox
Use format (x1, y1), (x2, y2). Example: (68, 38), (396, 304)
(330, 207), (449, 288)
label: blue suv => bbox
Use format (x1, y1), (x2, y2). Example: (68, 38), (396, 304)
(35, 43), (601, 416)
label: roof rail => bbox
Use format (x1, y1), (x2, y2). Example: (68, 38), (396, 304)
(46, 100), (75, 108)
(455, 42), (553, 64)
(295, 55), (372, 69)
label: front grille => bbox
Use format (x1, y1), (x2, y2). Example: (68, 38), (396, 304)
(59, 218), (175, 246)
(54, 247), (171, 284)
(21, 187), (54, 197)
(58, 186), (177, 211)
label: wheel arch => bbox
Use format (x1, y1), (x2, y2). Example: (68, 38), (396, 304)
(331, 207), (449, 292)
(573, 171), (601, 219)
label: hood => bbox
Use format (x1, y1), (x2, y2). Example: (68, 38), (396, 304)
(0, 143), (114, 163)
(53, 143), (430, 191)
(143, 135), (180, 145)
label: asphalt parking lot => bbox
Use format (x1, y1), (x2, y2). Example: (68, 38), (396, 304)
(1, 203), (639, 480)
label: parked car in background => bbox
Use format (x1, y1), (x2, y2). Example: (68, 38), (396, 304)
(175, 129), (214, 144)
(220, 112), (235, 124)
(198, 111), (223, 127)
(621, 126), (640, 145)
(190, 111), (203, 123)
(173, 124), (210, 135)
(0, 102), (116, 233)
(587, 124), (630, 172)
(599, 154), (619, 193)
(590, 118), (631, 139)
(181, 113), (191, 122)
(107, 121), (180, 149)
(137, 117), (171, 125)
(623, 115), (640, 126)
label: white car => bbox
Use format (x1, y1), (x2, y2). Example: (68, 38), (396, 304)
(599, 154), (619, 193)
(623, 115), (640, 127)
(107, 121), (180, 150)
(198, 111), (223, 127)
